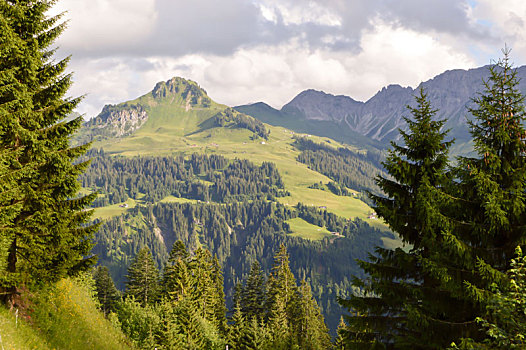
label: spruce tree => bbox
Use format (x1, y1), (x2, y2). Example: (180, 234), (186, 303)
(340, 88), (453, 348)
(125, 247), (161, 306)
(334, 317), (347, 350)
(93, 265), (120, 317)
(239, 260), (266, 320)
(163, 240), (191, 300)
(295, 279), (331, 349)
(437, 48), (526, 345)
(266, 244), (298, 324)
(0, 0), (97, 304)
(451, 246), (526, 349)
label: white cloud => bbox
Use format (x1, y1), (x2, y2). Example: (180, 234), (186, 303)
(69, 19), (475, 117)
(260, 0), (342, 26)
(52, 0), (157, 53)
(46, 0), (526, 119)
(470, 0), (526, 64)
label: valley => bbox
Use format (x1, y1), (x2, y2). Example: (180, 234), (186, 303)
(76, 77), (395, 334)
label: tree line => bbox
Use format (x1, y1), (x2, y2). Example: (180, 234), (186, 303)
(340, 51), (526, 349)
(212, 107), (270, 140)
(93, 242), (331, 349)
(295, 137), (388, 195)
(92, 199), (390, 334)
(80, 150), (287, 205)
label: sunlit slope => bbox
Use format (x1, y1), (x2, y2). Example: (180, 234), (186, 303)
(82, 77), (381, 223)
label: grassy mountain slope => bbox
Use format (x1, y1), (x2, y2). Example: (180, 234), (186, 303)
(77, 77), (396, 334)
(0, 277), (131, 350)
(235, 102), (385, 150)
(82, 78), (382, 226)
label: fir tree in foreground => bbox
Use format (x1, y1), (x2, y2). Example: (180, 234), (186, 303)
(341, 49), (526, 348)
(0, 0), (97, 306)
(340, 87), (453, 348)
(451, 246), (526, 349)
(94, 265), (120, 317)
(443, 47), (526, 346)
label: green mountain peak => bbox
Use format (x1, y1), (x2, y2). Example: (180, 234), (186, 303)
(149, 77), (212, 108)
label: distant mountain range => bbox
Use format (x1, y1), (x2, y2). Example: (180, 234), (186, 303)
(236, 65), (526, 151)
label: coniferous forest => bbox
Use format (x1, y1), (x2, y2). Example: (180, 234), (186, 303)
(1, 1), (526, 349)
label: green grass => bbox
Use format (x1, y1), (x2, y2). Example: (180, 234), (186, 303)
(0, 277), (132, 350)
(0, 306), (53, 349)
(85, 90), (392, 238)
(159, 196), (200, 204)
(93, 198), (138, 220)
(286, 217), (333, 240)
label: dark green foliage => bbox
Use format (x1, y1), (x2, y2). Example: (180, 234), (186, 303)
(212, 107), (270, 139)
(438, 49), (526, 345)
(239, 261), (266, 320)
(295, 137), (387, 195)
(125, 247), (160, 307)
(80, 151), (285, 205)
(0, 0), (96, 304)
(340, 88), (453, 348)
(94, 199), (388, 333)
(93, 265), (120, 317)
(334, 317), (347, 350)
(451, 247), (526, 349)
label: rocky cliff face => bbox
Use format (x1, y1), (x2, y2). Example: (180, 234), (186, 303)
(86, 104), (149, 138)
(282, 89), (363, 122)
(248, 65), (526, 146)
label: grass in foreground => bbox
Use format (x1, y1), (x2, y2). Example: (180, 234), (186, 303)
(0, 276), (132, 350)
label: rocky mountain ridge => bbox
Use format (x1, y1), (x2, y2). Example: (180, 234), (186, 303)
(236, 65), (526, 149)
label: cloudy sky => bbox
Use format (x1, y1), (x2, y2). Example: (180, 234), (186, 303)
(49, 0), (526, 119)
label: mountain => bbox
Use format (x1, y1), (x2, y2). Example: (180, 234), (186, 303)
(236, 65), (526, 151)
(77, 76), (393, 334)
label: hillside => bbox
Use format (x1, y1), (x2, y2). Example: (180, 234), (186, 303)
(236, 65), (526, 152)
(0, 277), (131, 350)
(76, 77), (394, 333)
(79, 77), (385, 222)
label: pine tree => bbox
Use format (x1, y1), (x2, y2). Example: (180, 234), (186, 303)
(340, 88), (453, 348)
(266, 244), (298, 324)
(240, 260), (266, 321)
(295, 279), (331, 349)
(229, 302), (246, 349)
(334, 316), (347, 350)
(125, 247), (160, 306)
(267, 294), (293, 350)
(0, 0), (97, 304)
(93, 265), (120, 317)
(437, 48), (526, 345)
(163, 240), (191, 301)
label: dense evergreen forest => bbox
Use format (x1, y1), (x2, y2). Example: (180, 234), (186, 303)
(93, 199), (389, 334)
(294, 137), (387, 196)
(93, 243), (332, 348)
(80, 150), (287, 205)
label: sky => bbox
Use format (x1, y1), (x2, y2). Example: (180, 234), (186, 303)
(49, 0), (526, 119)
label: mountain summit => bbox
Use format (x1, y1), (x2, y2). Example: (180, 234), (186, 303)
(236, 65), (526, 150)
